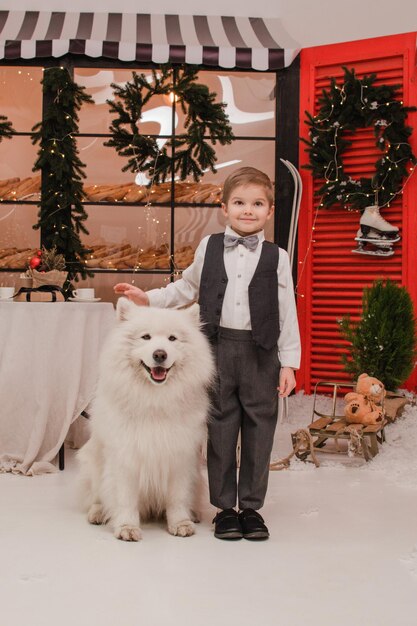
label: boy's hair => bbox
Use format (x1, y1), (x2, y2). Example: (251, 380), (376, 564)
(222, 167), (274, 206)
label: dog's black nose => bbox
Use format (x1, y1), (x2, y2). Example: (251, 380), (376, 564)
(153, 349), (167, 364)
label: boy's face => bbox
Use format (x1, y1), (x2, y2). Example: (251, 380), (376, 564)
(221, 183), (274, 237)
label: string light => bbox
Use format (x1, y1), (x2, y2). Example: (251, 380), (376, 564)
(295, 199), (322, 298)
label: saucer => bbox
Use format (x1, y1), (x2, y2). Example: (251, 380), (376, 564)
(68, 296), (101, 302)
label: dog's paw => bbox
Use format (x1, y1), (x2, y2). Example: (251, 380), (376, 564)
(168, 520), (195, 537)
(114, 525), (142, 542)
(190, 509), (201, 523)
(87, 504), (107, 525)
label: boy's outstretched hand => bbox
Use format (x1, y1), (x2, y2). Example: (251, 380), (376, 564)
(114, 283), (150, 306)
(278, 366), (296, 398)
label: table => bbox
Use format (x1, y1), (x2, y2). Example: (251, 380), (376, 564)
(0, 302), (115, 475)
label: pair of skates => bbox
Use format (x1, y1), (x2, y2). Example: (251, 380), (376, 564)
(352, 206), (400, 257)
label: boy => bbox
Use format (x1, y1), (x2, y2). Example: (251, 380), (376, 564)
(114, 166), (301, 541)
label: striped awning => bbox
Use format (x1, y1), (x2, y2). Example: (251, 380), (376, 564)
(0, 11), (300, 70)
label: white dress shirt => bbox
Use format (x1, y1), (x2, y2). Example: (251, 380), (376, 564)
(147, 226), (301, 369)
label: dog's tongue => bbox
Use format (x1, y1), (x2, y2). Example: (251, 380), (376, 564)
(151, 367), (167, 381)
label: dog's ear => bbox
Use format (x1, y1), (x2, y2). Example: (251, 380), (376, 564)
(186, 302), (201, 325)
(116, 297), (134, 321)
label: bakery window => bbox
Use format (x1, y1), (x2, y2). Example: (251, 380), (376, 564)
(0, 64), (277, 301)
(0, 66), (43, 281)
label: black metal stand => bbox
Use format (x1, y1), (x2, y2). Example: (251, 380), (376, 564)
(58, 443), (65, 470)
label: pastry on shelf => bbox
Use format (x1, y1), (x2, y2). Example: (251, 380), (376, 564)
(83, 180), (223, 204)
(84, 183), (132, 202)
(174, 245), (195, 269)
(136, 243), (170, 270)
(98, 244), (133, 269)
(121, 186), (148, 203)
(112, 252), (141, 269)
(0, 176), (41, 201)
(84, 244), (127, 268)
(0, 175), (224, 205)
(0, 247), (18, 260)
(0, 247), (36, 268)
(0, 177), (20, 198)
(80, 241), (197, 271)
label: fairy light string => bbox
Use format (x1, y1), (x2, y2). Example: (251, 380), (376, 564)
(295, 199), (321, 298)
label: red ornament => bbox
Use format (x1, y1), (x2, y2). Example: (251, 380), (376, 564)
(37, 250), (42, 257)
(29, 256), (41, 269)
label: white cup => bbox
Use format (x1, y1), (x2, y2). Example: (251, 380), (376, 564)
(73, 288), (95, 300)
(0, 286), (15, 300)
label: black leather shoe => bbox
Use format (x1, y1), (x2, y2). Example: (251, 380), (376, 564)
(212, 509), (243, 540)
(239, 509), (269, 540)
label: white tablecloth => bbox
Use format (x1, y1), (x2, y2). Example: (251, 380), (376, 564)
(0, 301), (115, 475)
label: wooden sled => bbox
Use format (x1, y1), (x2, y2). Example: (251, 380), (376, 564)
(292, 381), (387, 462)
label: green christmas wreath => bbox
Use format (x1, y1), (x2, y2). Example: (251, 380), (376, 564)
(105, 65), (234, 185)
(303, 67), (417, 211)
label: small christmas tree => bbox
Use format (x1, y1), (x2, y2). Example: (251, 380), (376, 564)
(339, 279), (417, 390)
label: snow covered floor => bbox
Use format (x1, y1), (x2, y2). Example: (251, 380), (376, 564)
(2, 392), (417, 626)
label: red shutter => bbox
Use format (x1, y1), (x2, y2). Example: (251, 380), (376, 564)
(297, 32), (417, 392)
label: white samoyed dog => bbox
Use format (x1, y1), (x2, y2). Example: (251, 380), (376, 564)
(78, 298), (215, 541)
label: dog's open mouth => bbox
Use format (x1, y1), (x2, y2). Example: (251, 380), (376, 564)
(141, 362), (172, 383)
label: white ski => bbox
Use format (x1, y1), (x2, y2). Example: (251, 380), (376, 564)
(278, 159), (302, 425)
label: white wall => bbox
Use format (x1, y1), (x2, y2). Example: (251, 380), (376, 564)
(280, 0), (417, 47)
(1, 0), (416, 47)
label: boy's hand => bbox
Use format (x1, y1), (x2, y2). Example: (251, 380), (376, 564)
(114, 283), (150, 306)
(277, 366), (296, 398)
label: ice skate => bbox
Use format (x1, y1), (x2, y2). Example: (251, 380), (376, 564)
(357, 206), (400, 243)
(354, 229), (400, 247)
(352, 240), (395, 257)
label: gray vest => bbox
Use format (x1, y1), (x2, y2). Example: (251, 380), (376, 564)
(198, 233), (279, 350)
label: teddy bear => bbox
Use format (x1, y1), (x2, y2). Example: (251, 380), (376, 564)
(343, 391), (384, 426)
(355, 373), (386, 405)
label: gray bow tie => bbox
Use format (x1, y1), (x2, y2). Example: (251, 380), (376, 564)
(224, 234), (259, 251)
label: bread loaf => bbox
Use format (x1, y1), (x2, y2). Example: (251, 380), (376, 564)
(0, 248), (34, 268)
(0, 175), (224, 205)
(123, 187), (147, 203)
(0, 177), (20, 193)
(0, 247), (18, 260)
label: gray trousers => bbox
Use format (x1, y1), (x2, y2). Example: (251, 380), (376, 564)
(207, 327), (280, 511)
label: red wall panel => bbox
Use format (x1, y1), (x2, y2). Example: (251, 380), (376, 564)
(298, 32), (417, 392)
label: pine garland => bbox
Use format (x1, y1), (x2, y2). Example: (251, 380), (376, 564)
(303, 67), (417, 211)
(31, 67), (94, 282)
(0, 114), (15, 142)
(338, 279), (417, 390)
(105, 65), (234, 184)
